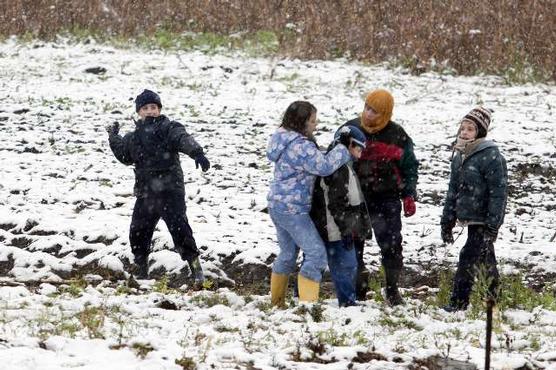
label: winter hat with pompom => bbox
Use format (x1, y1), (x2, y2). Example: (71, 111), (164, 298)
(462, 106), (492, 138)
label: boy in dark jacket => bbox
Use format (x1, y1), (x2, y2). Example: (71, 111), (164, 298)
(343, 89), (419, 305)
(105, 89), (210, 285)
(311, 125), (372, 307)
(441, 107), (507, 312)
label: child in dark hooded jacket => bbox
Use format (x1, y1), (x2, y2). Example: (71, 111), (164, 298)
(311, 125), (372, 307)
(440, 107), (508, 312)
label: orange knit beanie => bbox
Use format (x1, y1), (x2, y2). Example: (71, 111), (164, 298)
(361, 89), (394, 134)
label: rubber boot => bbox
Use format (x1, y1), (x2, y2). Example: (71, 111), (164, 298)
(356, 267), (370, 301)
(270, 273), (289, 308)
(188, 256), (205, 290)
(384, 267), (404, 306)
(297, 274), (320, 302)
(132, 254), (149, 280)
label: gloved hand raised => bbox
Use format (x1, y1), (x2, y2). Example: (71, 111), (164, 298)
(403, 196), (416, 217)
(337, 130), (352, 148)
(194, 152), (210, 172)
(105, 121), (119, 136)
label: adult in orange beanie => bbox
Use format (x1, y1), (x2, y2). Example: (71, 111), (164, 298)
(341, 89), (419, 305)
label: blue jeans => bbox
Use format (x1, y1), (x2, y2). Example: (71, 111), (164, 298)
(326, 240), (357, 306)
(269, 208), (327, 282)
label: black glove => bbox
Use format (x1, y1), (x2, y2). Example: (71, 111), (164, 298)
(194, 152), (210, 172)
(484, 226), (498, 243)
(441, 223), (454, 244)
(338, 131), (352, 148)
(105, 121), (119, 136)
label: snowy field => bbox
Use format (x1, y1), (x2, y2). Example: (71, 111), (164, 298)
(0, 38), (555, 369)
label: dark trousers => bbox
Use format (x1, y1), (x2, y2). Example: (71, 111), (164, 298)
(129, 192), (199, 262)
(354, 198), (403, 298)
(451, 225), (500, 307)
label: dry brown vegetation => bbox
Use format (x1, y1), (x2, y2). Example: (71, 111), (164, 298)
(1, 0), (554, 81)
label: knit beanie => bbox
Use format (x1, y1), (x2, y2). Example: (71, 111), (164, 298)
(361, 89), (394, 134)
(135, 89), (162, 112)
(462, 107), (492, 138)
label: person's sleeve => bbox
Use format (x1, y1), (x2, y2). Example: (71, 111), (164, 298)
(168, 121), (203, 157)
(399, 137), (419, 198)
(292, 141), (351, 177)
(484, 149), (508, 229)
(108, 133), (134, 165)
(441, 158), (459, 226)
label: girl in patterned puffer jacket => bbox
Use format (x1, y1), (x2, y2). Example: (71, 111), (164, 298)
(267, 101), (354, 306)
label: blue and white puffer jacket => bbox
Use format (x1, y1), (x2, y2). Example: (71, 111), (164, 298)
(267, 128), (351, 214)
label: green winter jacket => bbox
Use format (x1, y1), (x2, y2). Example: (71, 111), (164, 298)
(441, 140), (508, 230)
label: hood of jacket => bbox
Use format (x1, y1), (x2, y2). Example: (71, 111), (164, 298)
(267, 128), (304, 163)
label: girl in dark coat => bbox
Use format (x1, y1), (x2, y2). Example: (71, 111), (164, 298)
(441, 107), (508, 311)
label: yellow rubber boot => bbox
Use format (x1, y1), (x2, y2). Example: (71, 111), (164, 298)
(270, 273), (289, 308)
(298, 274), (320, 302)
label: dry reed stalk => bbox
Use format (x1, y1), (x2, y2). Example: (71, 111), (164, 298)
(0, 0), (554, 80)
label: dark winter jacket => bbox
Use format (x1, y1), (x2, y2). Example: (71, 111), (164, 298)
(343, 118), (419, 200)
(441, 140), (508, 230)
(108, 115), (203, 197)
(311, 162), (372, 243)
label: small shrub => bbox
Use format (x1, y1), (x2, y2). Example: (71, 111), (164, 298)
(190, 292), (230, 308)
(175, 356), (197, 370)
(131, 342), (154, 359)
(153, 275), (172, 294)
(214, 324), (240, 333)
(368, 267), (384, 303)
(498, 275), (556, 311)
(352, 330), (369, 345)
(310, 303), (325, 323)
(254, 300), (272, 313)
(378, 314), (423, 331)
(60, 277), (88, 297)
(317, 328), (349, 346)
(467, 266), (496, 319)
(78, 305), (105, 339)
(529, 335), (541, 351)
(115, 284), (132, 295)
(435, 269), (454, 307)
(202, 279), (215, 290)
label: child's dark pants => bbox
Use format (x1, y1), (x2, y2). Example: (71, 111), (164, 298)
(129, 192), (199, 263)
(354, 198), (404, 299)
(450, 225), (500, 308)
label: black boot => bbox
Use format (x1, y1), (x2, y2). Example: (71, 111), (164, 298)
(132, 254), (149, 280)
(188, 256), (205, 289)
(356, 268), (370, 301)
(442, 302), (467, 312)
(384, 267), (404, 306)
(354, 238), (369, 301)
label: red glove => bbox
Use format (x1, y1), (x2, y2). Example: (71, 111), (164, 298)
(403, 196), (416, 217)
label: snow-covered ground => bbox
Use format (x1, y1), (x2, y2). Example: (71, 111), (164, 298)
(0, 38), (555, 369)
